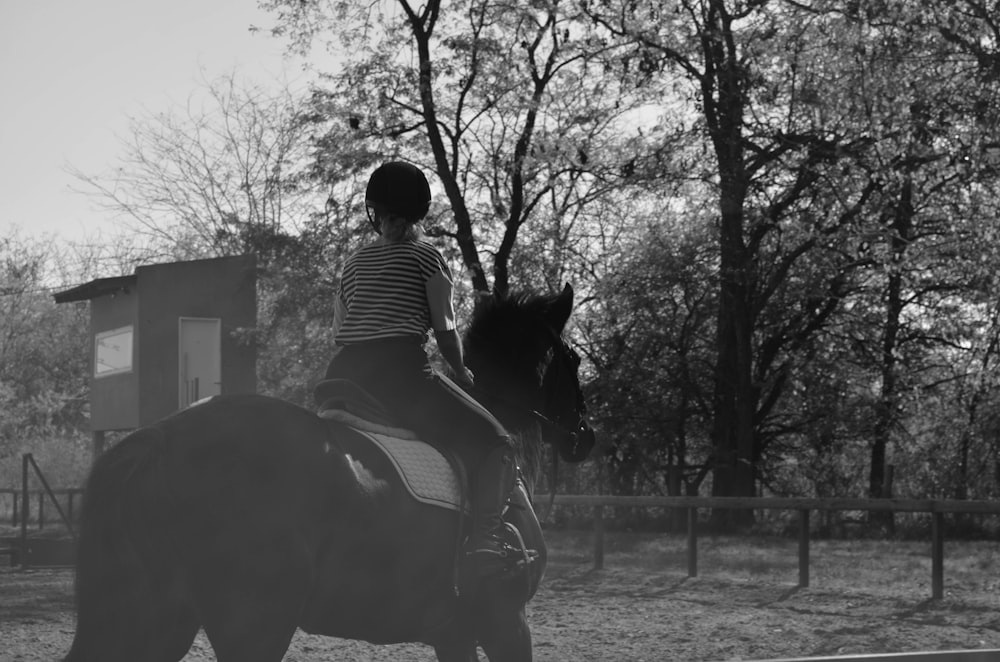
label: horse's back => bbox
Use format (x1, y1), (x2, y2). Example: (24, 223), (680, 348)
(68, 394), (365, 661)
(81, 393), (353, 564)
(70, 393), (544, 658)
(149, 394), (361, 535)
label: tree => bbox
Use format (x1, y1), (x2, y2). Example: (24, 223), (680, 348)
(0, 230), (90, 484)
(584, 213), (717, 499)
(580, 1), (887, 520)
(265, 0), (654, 296)
(71, 71), (317, 258)
(70, 72), (367, 404)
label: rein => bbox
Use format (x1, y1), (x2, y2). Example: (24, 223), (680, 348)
(467, 385), (587, 449)
(470, 386), (572, 522)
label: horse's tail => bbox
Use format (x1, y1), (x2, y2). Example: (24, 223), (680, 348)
(63, 426), (169, 662)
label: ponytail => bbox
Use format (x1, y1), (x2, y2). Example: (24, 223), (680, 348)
(381, 217), (423, 243)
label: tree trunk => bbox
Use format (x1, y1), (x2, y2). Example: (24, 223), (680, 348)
(870, 177), (912, 530)
(709, 187), (756, 529)
(401, 0), (490, 293)
(702, 0), (756, 529)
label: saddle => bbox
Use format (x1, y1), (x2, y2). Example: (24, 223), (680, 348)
(315, 378), (401, 432)
(314, 379), (539, 580)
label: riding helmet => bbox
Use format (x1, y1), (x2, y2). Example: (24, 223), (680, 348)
(365, 162), (432, 221)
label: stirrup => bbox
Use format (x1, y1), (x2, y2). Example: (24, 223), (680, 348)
(503, 521), (539, 571)
(463, 523), (538, 578)
(464, 530), (510, 559)
(464, 541), (516, 578)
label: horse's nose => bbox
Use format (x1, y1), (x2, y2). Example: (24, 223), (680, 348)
(559, 420), (595, 462)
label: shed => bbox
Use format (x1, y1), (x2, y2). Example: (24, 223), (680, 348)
(54, 255), (257, 446)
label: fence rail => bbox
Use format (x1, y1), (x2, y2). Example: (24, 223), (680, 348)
(0, 488), (84, 528)
(531, 494), (1000, 599)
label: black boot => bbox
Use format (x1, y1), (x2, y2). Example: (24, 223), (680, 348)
(464, 444), (516, 577)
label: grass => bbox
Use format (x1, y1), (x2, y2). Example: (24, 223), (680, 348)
(543, 529), (1000, 597)
(2, 513), (996, 598)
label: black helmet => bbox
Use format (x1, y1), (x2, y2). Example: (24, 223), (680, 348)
(365, 162), (431, 221)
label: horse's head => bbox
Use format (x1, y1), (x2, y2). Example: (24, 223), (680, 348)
(465, 283), (595, 464)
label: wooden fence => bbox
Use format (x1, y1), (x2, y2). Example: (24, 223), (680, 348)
(531, 495), (1000, 600)
(0, 488), (84, 528)
(5, 487), (997, 600)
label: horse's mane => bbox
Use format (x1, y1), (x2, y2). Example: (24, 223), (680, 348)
(466, 290), (564, 348)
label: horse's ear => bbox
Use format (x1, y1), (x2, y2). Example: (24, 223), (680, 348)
(548, 283), (574, 332)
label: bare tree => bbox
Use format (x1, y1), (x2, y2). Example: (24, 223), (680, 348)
(70, 71), (318, 258)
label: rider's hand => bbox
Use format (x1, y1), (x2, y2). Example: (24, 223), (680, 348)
(456, 366), (475, 389)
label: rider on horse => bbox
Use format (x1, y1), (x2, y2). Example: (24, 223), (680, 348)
(321, 161), (516, 577)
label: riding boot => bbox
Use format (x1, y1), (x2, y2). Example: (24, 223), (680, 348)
(464, 443), (516, 577)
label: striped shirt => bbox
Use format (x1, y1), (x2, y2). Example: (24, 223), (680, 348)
(334, 239), (457, 345)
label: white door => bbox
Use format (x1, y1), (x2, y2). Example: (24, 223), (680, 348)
(179, 317), (222, 408)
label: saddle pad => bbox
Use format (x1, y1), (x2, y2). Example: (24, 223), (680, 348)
(358, 430), (465, 512)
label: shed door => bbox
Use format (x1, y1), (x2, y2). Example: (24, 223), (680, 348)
(179, 317), (222, 408)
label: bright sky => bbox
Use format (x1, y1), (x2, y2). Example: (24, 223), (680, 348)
(0, 0), (311, 245)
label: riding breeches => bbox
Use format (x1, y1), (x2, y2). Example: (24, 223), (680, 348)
(323, 338), (512, 470)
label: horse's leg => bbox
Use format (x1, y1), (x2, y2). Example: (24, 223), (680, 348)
(195, 543), (310, 662)
(200, 596), (300, 662)
(148, 605), (200, 662)
(63, 594), (199, 662)
(64, 553), (200, 662)
(477, 606), (532, 662)
(433, 634), (480, 662)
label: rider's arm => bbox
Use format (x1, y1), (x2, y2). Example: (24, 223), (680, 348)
(427, 267), (475, 388)
(326, 291), (349, 361)
(331, 292), (348, 339)
(435, 329), (474, 388)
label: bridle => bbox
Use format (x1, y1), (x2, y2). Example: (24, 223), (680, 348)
(535, 330), (595, 462)
(468, 322), (594, 460)
(466, 317), (595, 522)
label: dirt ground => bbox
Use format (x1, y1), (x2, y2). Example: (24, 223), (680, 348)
(2, 533), (999, 661)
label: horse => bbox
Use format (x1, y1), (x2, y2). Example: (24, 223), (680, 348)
(63, 283), (595, 662)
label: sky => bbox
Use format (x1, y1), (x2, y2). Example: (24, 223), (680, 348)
(0, 0), (312, 247)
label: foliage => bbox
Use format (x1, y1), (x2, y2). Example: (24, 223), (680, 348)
(264, 0), (664, 297)
(582, 211), (717, 496)
(0, 230), (91, 486)
(11, 0), (1000, 511)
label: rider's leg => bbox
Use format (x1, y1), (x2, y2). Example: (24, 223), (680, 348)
(396, 372), (518, 576)
(464, 441), (516, 575)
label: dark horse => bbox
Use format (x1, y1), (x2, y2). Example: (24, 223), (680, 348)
(64, 284), (594, 662)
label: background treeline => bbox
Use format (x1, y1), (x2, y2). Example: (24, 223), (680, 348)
(5, 1), (1000, 521)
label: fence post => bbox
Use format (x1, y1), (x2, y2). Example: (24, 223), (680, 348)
(11, 491), (18, 527)
(20, 454), (29, 569)
(38, 491), (44, 530)
(25, 455), (76, 538)
(798, 508), (810, 588)
(593, 505), (605, 570)
(686, 507), (698, 577)
(932, 511), (944, 599)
